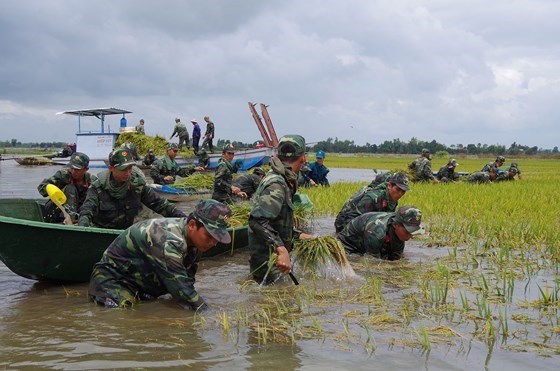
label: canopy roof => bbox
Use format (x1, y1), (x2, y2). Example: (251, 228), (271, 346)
(56, 108), (132, 118)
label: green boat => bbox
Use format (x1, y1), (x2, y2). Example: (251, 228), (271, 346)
(0, 198), (248, 283)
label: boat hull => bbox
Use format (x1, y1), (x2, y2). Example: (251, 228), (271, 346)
(0, 199), (248, 283)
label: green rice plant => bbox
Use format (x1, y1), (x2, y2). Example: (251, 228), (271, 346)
(414, 326), (432, 353)
(172, 173), (214, 189)
(292, 236), (354, 278)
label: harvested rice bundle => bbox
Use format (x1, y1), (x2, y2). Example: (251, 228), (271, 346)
(172, 173), (214, 190)
(115, 133), (169, 156)
(292, 236), (355, 278)
(228, 202), (252, 227)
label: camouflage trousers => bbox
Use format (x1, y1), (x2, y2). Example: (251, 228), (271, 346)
(89, 265), (145, 308)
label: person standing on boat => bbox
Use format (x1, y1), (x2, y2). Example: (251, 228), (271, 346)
(142, 149), (156, 166)
(308, 150), (330, 186)
(232, 167), (266, 200)
(135, 119), (145, 134)
(88, 198), (232, 310)
(337, 205), (425, 261)
(248, 135), (316, 285)
(170, 117), (190, 150)
(37, 152), (97, 223)
(191, 119), (201, 154)
(78, 148), (186, 229)
(202, 116), (215, 153)
(334, 172), (410, 233)
(150, 143), (204, 185)
(212, 143), (246, 203)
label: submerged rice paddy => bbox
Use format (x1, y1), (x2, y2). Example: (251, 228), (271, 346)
(194, 156), (560, 362)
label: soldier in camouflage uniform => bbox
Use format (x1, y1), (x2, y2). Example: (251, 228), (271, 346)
(249, 135), (316, 284)
(367, 171), (392, 188)
(467, 168), (498, 184)
(142, 149), (155, 166)
(89, 199), (232, 310)
(297, 160), (312, 187)
(481, 155), (505, 172)
(436, 158), (460, 182)
(505, 162), (522, 180)
(212, 143), (246, 203)
(150, 143), (204, 185)
(170, 117), (190, 150)
(202, 116), (215, 153)
(495, 166), (520, 182)
(197, 148), (210, 169)
(337, 205), (425, 261)
(78, 148), (186, 229)
(232, 167), (266, 199)
(120, 142), (147, 182)
(37, 152), (97, 223)
(135, 119), (145, 134)
(334, 172), (410, 233)
(408, 148), (438, 183)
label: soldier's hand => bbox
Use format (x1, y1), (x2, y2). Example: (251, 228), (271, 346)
(310, 179), (317, 187)
(299, 233), (318, 240)
(164, 175), (174, 182)
(275, 246), (291, 275)
(194, 166), (205, 172)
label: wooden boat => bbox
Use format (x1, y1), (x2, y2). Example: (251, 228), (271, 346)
(0, 198), (248, 283)
(14, 157), (66, 166)
(148, 184), (212, 202)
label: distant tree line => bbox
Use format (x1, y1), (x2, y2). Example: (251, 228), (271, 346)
(0, 139), (68, 149)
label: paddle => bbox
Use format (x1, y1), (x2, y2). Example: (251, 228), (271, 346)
(45, 184), (74, 225)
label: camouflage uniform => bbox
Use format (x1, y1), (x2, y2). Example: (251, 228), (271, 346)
(142, 151), (155, 166)
(37, 153), (97, 222)
(467, 171), (491, 183)
(197, 149), (210, 169)
(481, 156), (505, 172)
(212, 157), (237, 203)
(367, 172), (392, 189)
(297, 161), (312, 187)
(232, 173), (262, 199)
(436, 159), (460, 182)
(150, 153), (197, 185)
(78, 170), (185, 229)
(248, 135), (305, 284)
(89, 199), (232, 310)
(202, 118), (215, 152)
(408, 156), (434, 182)
(170, 119), (190, 150)
(337, 206), (424, 260)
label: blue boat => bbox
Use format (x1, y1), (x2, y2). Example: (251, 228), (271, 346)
(148, 184), (212, 202)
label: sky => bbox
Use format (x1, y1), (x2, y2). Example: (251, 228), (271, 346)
(1, 0), (559, 149)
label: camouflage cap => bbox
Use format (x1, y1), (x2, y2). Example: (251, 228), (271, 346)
(421, 148), (430, 154)
(252, 167), (266, 176)
(508, 167), (519, 174)
(69, 152), (89, 170)
(193, 199), (232, 244)
(223, 142), (235, 153)
(389, 172), (411, 191)
(167, 143), (179, 151)
(109, 148), (135, 170)
(496, 155), (505, 163)
(277, 134), (306, 157)
(120, 142), (138, 159)
(394, 205), (425, 235)
(511, 162), (518, 168)
(447, 158), (459, 167)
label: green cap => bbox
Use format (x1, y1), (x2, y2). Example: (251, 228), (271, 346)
(508, 167), (519, 174)
(394, 205), (424, 235)
(389, 172), (410, 191)
(193, 199), (232, 244)
(120, 142), (138, 160)
(167, 143), (179, 151)
(421, 148), (430, 154)
(109, 148), (135, 170)
(69, 152), (89, 170)
(447, 158), (459, 167)
(223, 142), (235, 153)
(277, 134), (306, 157)
(496, 155), (505, 163)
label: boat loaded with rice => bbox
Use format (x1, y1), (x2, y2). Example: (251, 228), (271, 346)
(0, 198), (248, 283)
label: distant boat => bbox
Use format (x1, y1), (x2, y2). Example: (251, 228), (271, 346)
(14, 157), (65, 166)
(0, 198), (248, 283)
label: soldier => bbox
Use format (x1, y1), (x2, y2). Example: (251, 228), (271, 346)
(334, 172), (410, 233)
(297, 160), (313, 187)
(249, 134), (316, 284)
(78, 148), (186, 229)
(197, 148), (210, 169)
(495, 166), (520, 182)
(212, 143), (246, 203)
(150, 143), (204, 185)
(308, 150), (330, 186)
(170, 117), (190, 150)
(202, 116), (215, 153)
(408, 148), (438, 183)
(337, 205), (425, 261)
(37, 152), (97, 223)
(367, 172), (392, 188)
(436, 158), (460, 182)
(135, 119), (145, 134)
(232, 167), (266, 199)
(142, 149), (156, 166)
(120, 142), (146, 181)
(467, 168), (498, 183)
(89, 199), (232, 310)
(481, 155), (505, 172)
(506, 162), (522, 180)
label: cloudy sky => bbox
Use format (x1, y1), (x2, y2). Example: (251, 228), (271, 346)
(1, 0), (559, 149)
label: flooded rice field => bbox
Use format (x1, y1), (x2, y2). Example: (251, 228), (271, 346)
(0, 159), (558, 370)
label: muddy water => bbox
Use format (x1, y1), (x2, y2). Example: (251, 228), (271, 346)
(0, 159), (556, 370)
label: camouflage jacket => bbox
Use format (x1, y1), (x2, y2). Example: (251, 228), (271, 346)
(171, 122), (189, 139)
(212, 157), (235, 203)
(467, 171), (491, 183)
(150, 154), (196, 185)
(135, 124), (145, 134)
(367, 172), (391, 189)
(481, 161), (498, 172)
(89, 218), (205, 310)
(143, 153), (155, 166)
(408, 157), (434, 181)
(436, 165), (459, 182)
(337, 212), (404, 260)
(78, 170), (185, 229)
(204, 121), (215, 139)
(37, 167), (97, 206)
(494, 171), (514, 182)
(232, 173), (262, 198)
(308, 161), (329, 186)
(334, 186), (397, 232)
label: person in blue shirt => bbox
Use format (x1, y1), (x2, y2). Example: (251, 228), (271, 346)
(308, 150), (330, 186)
(191, 119), (201, 154)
